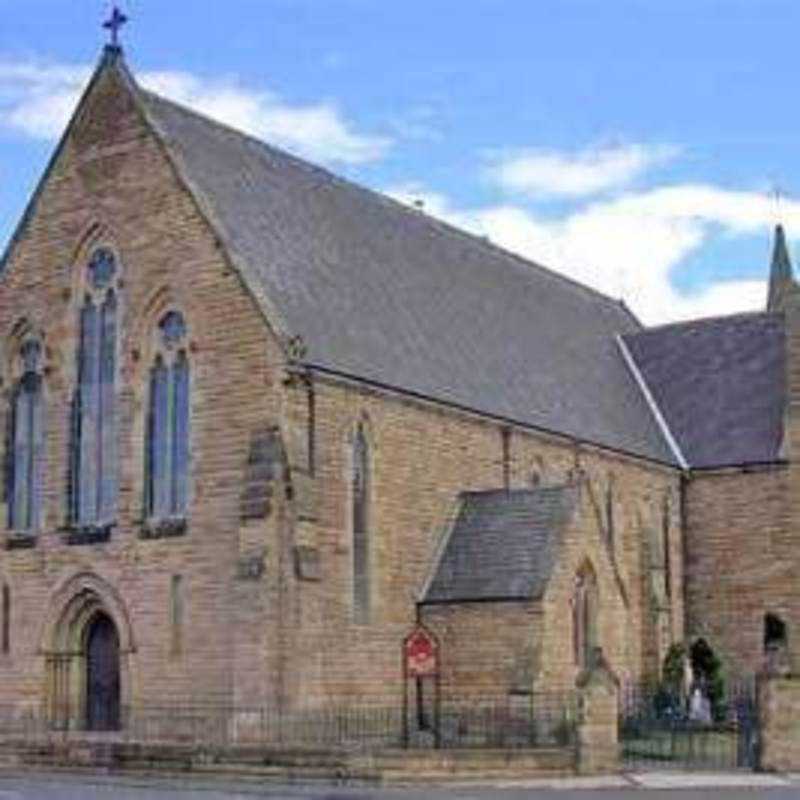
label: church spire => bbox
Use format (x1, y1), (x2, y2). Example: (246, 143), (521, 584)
(767, 224), (794, 311)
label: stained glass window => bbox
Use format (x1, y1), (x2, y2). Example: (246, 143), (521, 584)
(146, 312), (189, 520)
(148, 357), (169, 516)
(72, 250), (118, 527)
(8, 339), (44, 532)
(171, 351), (190, 514)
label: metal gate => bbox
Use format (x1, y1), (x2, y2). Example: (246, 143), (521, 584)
(619, 679), (758, 771)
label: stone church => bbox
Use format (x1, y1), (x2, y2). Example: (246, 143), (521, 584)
(0, 42), (795, 732)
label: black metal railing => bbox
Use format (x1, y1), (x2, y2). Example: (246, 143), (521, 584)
(0, 692), (577, 753)
(619, 679), (758, 771)
(437, 693), (577, 749)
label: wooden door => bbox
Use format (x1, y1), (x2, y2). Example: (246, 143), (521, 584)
(85, 614), (120, 731)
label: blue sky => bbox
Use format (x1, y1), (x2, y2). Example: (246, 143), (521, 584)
(1, 0), (799, 323)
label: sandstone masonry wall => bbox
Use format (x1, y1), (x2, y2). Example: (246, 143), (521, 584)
(0, 56), (686, 721)
(282, 371), (684, 705)
(684, 466), (792, 676)
(0, 61), (287, 714)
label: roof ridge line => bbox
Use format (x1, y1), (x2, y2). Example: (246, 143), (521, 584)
(141, 90), (642, 322)
(635, 309), (779, 335)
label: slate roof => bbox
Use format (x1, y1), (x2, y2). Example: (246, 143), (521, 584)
(623, 312), (785, 469)
(137, 87), (676, 465)
(422, 487), (576, 604)
(8, 52), (779, 470)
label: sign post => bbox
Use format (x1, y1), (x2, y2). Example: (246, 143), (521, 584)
(402, 624), (440, 748)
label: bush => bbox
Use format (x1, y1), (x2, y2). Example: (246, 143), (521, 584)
(662, 643), (686, 695)
(690, 638), (726, 722)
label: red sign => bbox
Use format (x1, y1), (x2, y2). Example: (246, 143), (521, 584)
(404, 626), (439, 677)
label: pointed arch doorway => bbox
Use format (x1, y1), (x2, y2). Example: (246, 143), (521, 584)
(85, 613), (120, 731)
(41, 573), (134, 732)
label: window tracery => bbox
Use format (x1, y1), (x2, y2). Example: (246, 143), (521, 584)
(145, 310), (190, 525)
(7, 337), (44, 532)
(70, 247), (119, 529)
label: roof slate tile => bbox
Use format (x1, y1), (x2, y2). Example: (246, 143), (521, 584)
(422, 487), (576, 604)
(139, 90), (676, 464)
(623, 312), (785, 468)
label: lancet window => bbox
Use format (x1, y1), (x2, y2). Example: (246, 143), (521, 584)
(352, 423), (371, 622)
(574, 564), (599, 669)
(8, 339), (44, 532)
(71, 248), (119, 527)
(145, 311), (190, 520)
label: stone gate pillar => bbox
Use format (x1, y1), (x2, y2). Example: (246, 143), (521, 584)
(758, 671), (800, 771)
(575, 647), (620, 775)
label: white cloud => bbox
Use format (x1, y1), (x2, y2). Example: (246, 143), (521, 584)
(0, 62), (91, 140)
(663, 280), (767, 322)
(0, 59), (392, 165)
(0, 57), (785, 325)
(139, 70), (391, 165)
(386, 104), (443, 143)
(487, 142), (680, 198)
(386, 181), (794, 324)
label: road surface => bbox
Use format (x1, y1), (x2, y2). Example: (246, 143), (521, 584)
(0, 770), (797, 799)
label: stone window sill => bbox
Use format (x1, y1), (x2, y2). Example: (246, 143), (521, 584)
(4, 532), (36, 550)
(139, 517), (187, 540)
(65, 524), (113, 546)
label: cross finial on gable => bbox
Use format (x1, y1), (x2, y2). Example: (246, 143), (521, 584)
(103, 5), (129, 50)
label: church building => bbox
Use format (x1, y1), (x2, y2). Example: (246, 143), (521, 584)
(0, 40), (796, 733)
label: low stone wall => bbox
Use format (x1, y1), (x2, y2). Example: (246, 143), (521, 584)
(0, 738), (576, 783)
(0, 657), (625, 782)
(758, 675), (800, 771)
(360, 747), (575, 782)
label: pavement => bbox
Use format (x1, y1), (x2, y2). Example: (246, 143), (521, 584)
(0, 770), (800, 798)
(486, 771), (798, 789)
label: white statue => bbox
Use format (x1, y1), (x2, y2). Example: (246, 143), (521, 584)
(682, 654), (693, 703)
(688, 686), (711, 725)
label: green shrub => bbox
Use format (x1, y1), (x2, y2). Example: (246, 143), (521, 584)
(662, 643), (686, 695)
(690, 638), (726, 721)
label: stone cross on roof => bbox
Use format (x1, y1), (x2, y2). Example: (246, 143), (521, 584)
(103, 5), (129, 49)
